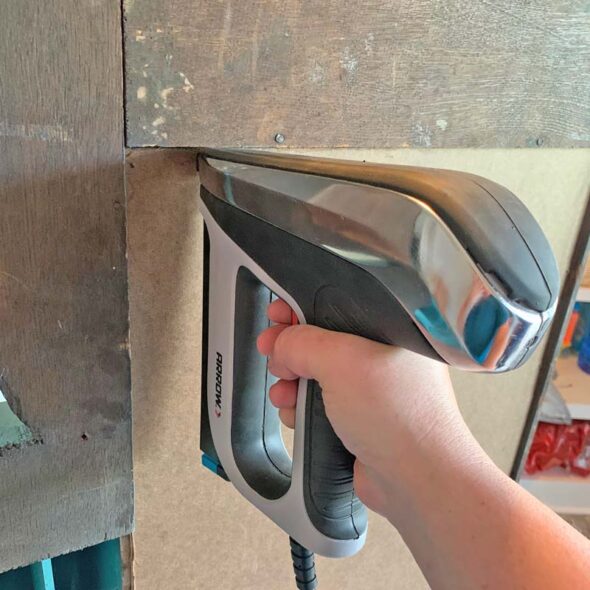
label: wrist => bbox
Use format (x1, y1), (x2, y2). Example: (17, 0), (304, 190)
(379, 416), (491, 526)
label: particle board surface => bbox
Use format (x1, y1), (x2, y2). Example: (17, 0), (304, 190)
(128, 148), (589, 589)
(124, 0), (590, 148)
(0, 0), (132, 572)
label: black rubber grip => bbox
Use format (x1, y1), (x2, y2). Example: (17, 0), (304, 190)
(303, 285), (391, 540)
(304, 379), (365, 540)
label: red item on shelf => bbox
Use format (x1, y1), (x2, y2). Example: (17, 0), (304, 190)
(562, 309), (580, 348)
(525, 421), (590, 477)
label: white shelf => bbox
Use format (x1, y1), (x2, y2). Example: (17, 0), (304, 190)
(554, 355), (590, 420)
(577, 286), (590, 303)
(521, 469), (590, 514)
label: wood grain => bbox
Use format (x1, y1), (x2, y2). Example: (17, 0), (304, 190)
(124, 0), (590, 148)
(0, 0), (132, 572)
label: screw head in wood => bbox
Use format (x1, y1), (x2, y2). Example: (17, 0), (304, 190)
(274, 133), (285, 144)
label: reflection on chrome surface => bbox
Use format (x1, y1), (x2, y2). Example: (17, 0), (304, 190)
(203, 158), (555, 372)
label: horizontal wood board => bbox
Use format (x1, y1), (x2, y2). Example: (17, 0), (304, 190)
(125, 0), (589, 148)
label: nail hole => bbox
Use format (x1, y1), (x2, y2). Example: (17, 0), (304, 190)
(81, 433), (89, 441)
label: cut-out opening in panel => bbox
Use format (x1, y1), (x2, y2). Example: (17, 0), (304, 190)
(280, 420), (294, 462)
(0, 387), (34, 449)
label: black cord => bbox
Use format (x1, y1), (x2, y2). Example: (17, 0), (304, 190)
(289, 537), (318, 589)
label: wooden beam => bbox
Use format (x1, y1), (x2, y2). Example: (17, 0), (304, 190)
(0, 0), (132, 572)
(124, 0), (590, 148)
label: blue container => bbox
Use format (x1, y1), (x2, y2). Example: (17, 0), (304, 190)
(578, 326), (590, 374)
(573, 302), (590, 351)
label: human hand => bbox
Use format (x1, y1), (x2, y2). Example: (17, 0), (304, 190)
(257, 299), (471, 520)
(260, 301), (590, 590)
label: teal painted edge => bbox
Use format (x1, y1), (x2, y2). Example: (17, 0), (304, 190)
(0, 539), (121, 590)
(30, 560), (55, 590)
(201, 453), (220, 473)
(52, 538), (122, 590)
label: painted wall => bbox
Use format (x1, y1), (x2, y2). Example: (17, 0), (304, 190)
(127, 149), (590, 590)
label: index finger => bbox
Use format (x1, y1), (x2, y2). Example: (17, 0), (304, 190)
(267, 298), (294, 324)
(270, 324), (384, 382)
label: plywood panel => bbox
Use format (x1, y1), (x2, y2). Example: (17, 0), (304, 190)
(124, 0), (590, 149)
(128, 148), (589, 589)
(0, 0), (132, 573)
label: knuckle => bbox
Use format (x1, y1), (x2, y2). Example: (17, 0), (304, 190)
(274, 324), (299, 356)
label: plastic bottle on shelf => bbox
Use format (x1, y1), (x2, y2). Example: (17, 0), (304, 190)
(563, 303), (580, 350)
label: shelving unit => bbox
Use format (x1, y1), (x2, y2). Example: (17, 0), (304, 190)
(520, 279), (590, 513)
(521, 469), (590, 514)
(554, 355), (590, 420)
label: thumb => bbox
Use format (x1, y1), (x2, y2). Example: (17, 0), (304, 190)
(263, 324), (384, 383)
